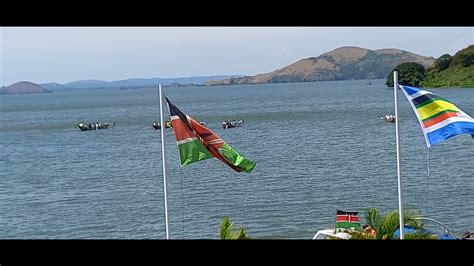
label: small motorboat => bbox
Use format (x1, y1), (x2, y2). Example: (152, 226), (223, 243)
(222, 119), (244, 129)
(76, 122), (115, 131)
(152, 121), (207, 129)
(152, 121), (172, 129)
(380, 114), (396, 123)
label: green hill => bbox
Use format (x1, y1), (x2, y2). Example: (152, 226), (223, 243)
(422, 45), (474, 88)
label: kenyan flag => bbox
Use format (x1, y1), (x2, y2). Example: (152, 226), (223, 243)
(166, 97), (255, 173)
(336, 210), (360, 229)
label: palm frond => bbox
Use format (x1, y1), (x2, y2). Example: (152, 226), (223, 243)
(220, 216), (234, 240)
(220, 216), (251, 240)
(365, 207), (382, 231)
(363, 208), (426, 239)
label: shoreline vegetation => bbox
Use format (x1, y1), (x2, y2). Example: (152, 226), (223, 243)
(222, 207), (464, 240)
(386, 45), (473, 88)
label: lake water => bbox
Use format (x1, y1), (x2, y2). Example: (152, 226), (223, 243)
(1, 79), (473, 239)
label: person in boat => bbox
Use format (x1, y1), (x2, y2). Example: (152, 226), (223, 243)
(363, 224), (377, 238)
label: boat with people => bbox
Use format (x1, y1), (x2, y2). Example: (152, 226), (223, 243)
(153, 121), (173, 129)
(76, 122), (115, 131)
(222, 119), (244, 129)
(380, 113), (396, 123)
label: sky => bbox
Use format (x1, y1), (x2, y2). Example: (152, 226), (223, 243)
(1, 27), (473, 86)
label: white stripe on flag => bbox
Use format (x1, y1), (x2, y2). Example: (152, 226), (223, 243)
(177, 137), (198, 145)
(407, 89), (432, 100)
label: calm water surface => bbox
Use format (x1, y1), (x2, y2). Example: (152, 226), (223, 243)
(1, 79), (472, 239)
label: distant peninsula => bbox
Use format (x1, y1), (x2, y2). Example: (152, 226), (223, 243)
(0, 81), (52, 95)
(40, 75), (242, 92)
(206, 46), (435, 85)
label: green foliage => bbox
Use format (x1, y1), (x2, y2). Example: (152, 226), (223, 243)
(461, 53), (473, 67)
(348, 207), (435, 240)
(220, 216), (251, 240)
(422, 45), (474, 88)
(450, 45), (474, 67)
(434, 54), (452, 71)
(386, 62), (426, 87)
(422, 65), (474, 88)
(384, 45), (474, 88)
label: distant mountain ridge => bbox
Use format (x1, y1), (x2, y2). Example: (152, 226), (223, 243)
(42, 75), (243, 91)
(0, 81), (52, 95)
(206, 46), (435, 85)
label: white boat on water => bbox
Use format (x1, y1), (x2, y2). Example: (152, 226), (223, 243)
(312, 228), (352, 240)
(380, 113), (396, 123)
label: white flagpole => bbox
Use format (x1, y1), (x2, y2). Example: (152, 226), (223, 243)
(394, 71), (404, 239)
(159, 84), (170, 239)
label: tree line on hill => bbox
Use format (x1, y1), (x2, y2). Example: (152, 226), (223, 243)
(386, 45), (473, 88)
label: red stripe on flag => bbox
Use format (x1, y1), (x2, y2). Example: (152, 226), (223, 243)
(171, 118), (195, 141)
(336, 215), (348, 222)
(423, 111), (458, 128)
(336, 215), (359, 222)
(349, 216), (360, 222)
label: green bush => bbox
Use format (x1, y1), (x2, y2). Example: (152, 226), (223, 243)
(386, 62), (425, 87)
(434, 54), (452, 71)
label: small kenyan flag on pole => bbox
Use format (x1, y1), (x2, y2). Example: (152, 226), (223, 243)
(336, 210), (361, 229)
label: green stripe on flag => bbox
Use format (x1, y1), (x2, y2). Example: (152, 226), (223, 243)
(415, 96), (447, 109)
(178, 139), (213, 166)
(218, 143), (256, 173)
(336, 221), (361, 229)
(421, 109), (457, 123)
